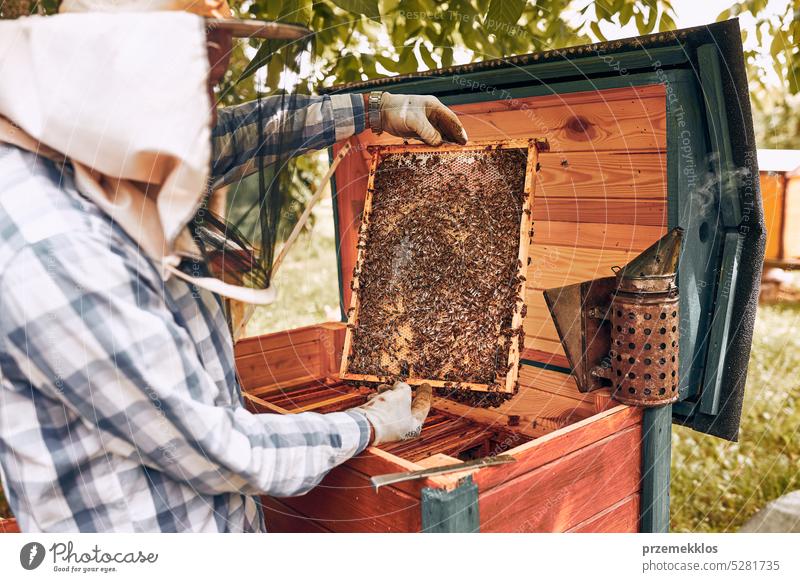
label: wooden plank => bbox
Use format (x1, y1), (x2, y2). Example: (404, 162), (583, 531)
(318, 322), (346, 376)
(261, 496), (332, 533)
(449, 84), (666, 114)
(416, 453), (462, 469)
(526, 244), (639, 291)
(537, 151), (666, 199)
(290, 392), (363, 413)
(473, 405), (642, 492)
(400, 367), (594, 438)
(520, 349), (570, 370)
(247, 374), (330, 398)
(759, 172), (785, 260)
(242, 392), (290, 415)
(234, 324), (324, 358)
(533, 221), (666, 251)
(479, 424), (642, 532)
(494, 389), (596, 435)
(524, 336), (566, 357)
(276, 463), (423, 533)
(534, 197), (668, 226)
(518, 365), (583, 400)
(0, 518), (19, 533)
(783, 175), (800, 259)
(236, 344), (322, 391)
(567, 493), (640, 533)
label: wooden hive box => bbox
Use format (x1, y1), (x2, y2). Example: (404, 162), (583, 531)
(235, 20), (763, 533)
(757, 149), (800, 266)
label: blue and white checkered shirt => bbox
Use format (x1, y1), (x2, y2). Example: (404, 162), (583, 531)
(0, 94), (371, 532)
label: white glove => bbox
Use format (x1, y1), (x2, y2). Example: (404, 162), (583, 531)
(352, 382), (432, 446)
(380, 93), (468, 147)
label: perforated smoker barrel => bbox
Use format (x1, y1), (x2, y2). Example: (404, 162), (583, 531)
(608, 228), (683, 407)
(609, 287), (680, 406)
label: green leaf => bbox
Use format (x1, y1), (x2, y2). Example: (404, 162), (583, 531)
(441, 45), (454, 68)
(375, 53), (403, 73)
(485, 0), (526, 28)
(634, 8), (656, 35)
(594, 0), (614, 20)
(659, 11), (676, 32)
(619, 2), (634, 25)
(590, 21), (607, 42)
(380, 0), (402, 14)
(239, 0), (313, 83)
(418, 42), (438, 70)
(330, 0), (381, 21)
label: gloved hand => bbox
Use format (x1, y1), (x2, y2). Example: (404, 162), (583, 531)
(352, 381), (432, 446)
(380, 93), (468, 146)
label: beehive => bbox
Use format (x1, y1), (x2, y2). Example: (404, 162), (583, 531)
(233, 20), (762, 533)
(0, 20), (763, 538)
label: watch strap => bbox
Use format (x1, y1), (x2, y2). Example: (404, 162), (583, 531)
(368, 91), (384, 134)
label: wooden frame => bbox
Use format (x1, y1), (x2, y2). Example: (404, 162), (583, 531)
(339, 139), (540, 393)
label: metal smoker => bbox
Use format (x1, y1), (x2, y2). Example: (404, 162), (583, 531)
(543, 228), (683, 406)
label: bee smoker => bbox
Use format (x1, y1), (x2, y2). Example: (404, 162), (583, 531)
(544, 227), (683, 407)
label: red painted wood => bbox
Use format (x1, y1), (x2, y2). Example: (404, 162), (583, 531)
(0, 518), (19, 533)
(479, 424), (643, 532)
(567, 493), (640, 533)
(261, 497), (332, 533)
(235, 324), (325, 357)
(236, 344), (323, 391)
(270, 464), (422, 533)
(474, 405), (642, 492)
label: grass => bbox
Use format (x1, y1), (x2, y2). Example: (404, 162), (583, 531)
(1, 196), (798, 530)
(670, 301), (800, 532)
(245, 195), (341, 336)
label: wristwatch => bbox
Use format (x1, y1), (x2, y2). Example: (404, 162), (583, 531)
(368, 91), (384, 134)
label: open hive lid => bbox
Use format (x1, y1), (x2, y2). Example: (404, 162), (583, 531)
(323, 19), (763, 441)
(339, 140), (538, 402)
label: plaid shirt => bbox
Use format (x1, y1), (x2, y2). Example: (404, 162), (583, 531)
(0, 94), (370, 532)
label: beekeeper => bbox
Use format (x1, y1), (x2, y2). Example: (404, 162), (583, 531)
(0, 0), (468, 532)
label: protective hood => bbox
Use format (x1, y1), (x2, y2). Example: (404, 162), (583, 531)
(0, 12), (277, 304)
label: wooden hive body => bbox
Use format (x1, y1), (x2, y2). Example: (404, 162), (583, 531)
(235, 83), (666, 532)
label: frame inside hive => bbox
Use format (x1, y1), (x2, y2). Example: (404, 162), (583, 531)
(339, 139), (538, 394)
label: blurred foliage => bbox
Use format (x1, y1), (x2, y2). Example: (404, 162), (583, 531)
(228, 0), (676, 89)
(0, 0), (57, 18)
(719, 1), (800, 149)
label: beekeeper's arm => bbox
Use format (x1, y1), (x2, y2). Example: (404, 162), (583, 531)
(0, 230), (429, 497)
(210, 93), (468, 187)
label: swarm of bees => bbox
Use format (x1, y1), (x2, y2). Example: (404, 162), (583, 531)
(346, 147), (529, 407)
